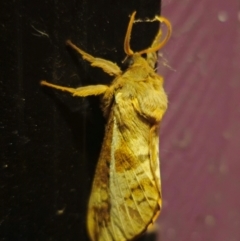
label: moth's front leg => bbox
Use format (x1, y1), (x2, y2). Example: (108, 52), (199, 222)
(66, 40), (122, 77)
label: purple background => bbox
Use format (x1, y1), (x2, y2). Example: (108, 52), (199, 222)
(157, 0), (240, 240)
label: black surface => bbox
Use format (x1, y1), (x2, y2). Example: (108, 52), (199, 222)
(1, 0), (161, 240)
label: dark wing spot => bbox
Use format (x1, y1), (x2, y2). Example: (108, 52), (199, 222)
(114, 145), (139, 173)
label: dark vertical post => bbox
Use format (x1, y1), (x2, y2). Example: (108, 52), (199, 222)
(1, 0), (161, 240)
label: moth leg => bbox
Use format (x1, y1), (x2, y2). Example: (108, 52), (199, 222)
(41, 80), (109, 97)
(146, 30), (162, 68)
(66, 40), (122, 77)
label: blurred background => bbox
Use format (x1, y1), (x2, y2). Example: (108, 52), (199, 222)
(159, 0), (240, 241)
(1, 0), (240, 240)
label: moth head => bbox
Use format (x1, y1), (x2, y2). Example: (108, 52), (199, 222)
(122, 55), (135, 69)
(122, 54), (148, 69)
(124, 11), (172, 57)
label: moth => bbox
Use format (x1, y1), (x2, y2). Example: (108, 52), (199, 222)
(41, 11), (171, 241)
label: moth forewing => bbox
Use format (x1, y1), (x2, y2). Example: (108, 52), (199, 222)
(41, 11), (171, 241)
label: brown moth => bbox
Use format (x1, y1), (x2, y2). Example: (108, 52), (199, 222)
(41, 11), (171, 241)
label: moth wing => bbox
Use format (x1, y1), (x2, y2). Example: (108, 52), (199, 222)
(87, 113), (114, 241)
(87, 93), (162, 240)
(108, 96), (162, 240)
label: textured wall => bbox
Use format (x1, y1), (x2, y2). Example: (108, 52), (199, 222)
(158, 0), (240, 241)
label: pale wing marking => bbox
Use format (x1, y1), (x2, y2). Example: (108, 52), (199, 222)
(110, 184), (125, 239)
(132, 166), (153, 209)
(115, 164), (137, 235)
(111, 117), (136, 239)
(109, 211), (118, 240)
(118, 125), (159, 209)
(123, 170), (145, 223)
